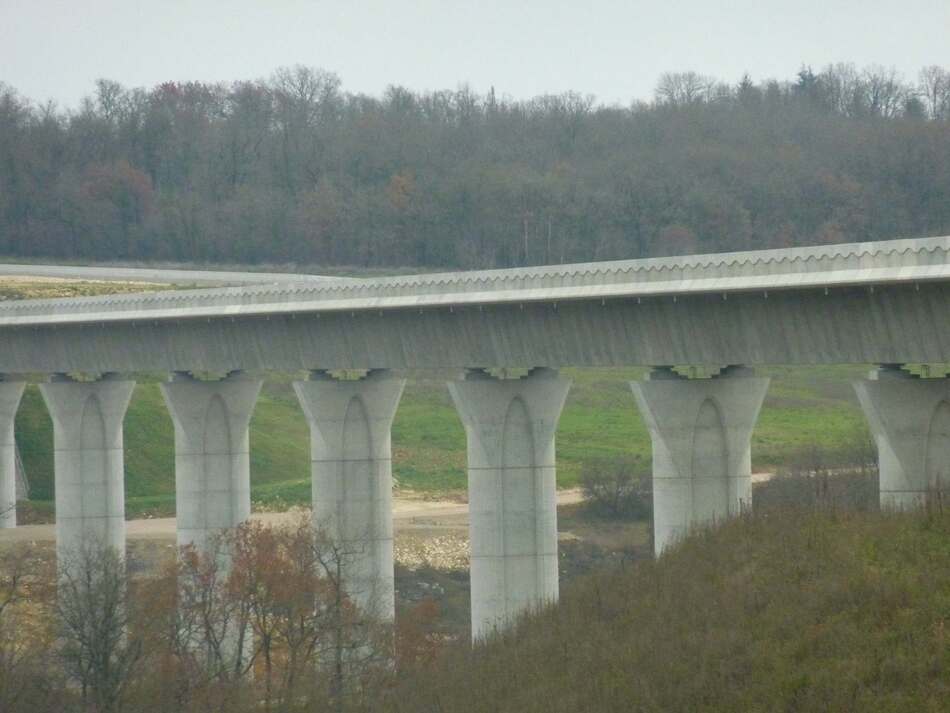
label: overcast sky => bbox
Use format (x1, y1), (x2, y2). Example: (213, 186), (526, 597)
(2, 0), (948, 108)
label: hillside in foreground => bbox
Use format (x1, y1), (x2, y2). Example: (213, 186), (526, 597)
(379, 506), (950, 713)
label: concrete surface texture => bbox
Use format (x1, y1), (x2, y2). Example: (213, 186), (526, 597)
(39, 376), (135, 562)
(0, 382), (24, 529)
(293, 369), (405, 621)
(854, 367), (950, 509)
(448, 367), (571, 640)
(1, 235), (950, 372)
(631, 366), (770, 555)
(160, 372), (262, 553)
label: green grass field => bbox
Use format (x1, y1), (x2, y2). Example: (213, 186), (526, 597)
(6, 279), (875, 518)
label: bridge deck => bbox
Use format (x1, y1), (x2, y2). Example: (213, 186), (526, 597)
(0, 235), (948, 372)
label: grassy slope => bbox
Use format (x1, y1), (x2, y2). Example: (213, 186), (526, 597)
(8, 280), (873, 515)
(380, 507), (950, 712)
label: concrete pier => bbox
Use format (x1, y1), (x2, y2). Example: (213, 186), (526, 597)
(448, 367), (571, 641)
(160, 372), (261, 554)
(0, 381), (25, 529)
(854, 366), (950, 509)
(293, 370), (405, 620)
(631, 366), (769, 555)
(39, 375), (135, 562)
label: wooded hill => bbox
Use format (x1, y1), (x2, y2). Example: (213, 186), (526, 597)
(2, 64), (950, 269)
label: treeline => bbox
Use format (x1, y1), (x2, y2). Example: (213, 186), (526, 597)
(2, 64), (950, 269)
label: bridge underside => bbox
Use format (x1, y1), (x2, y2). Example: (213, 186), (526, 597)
(1, 283), (948, 374)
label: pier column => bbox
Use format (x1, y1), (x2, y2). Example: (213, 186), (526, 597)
(39, 375), (135, 562)
(631, 366), (769, 556)
(160, 372), (261, 554)
(0, 381), (25, 529)
(853, 366), (950, 509)
(448, 367), (571, 641)
(293, 370), (405, 621)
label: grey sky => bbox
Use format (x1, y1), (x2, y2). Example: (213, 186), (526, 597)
(2, 0), (948, 108)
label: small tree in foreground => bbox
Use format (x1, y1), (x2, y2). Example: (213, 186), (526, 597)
(55, 545), (150, 713)
(0, 514), (444, 713)
(0, 547), (58, 712)
(164, 516), (394, 712)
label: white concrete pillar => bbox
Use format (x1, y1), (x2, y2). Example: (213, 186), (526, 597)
(448, 367), (571, 641)
(853, 366), (950, 509)
(631, 366), (769, 556)
(160, 372), (262, 554)
(39, 375), (135, 562)
(0, 381), (25, 529)
(293, 370), (405, 621)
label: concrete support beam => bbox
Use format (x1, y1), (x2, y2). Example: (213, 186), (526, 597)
(293, 370), (405, 621)
(853, 366), (950, 509)
(39, 375), (135, 562)
(448, 367), (571, 641)
(0, 381), (25, 529)
(631, 366), (769, 556)
(160, 372), (261, 554)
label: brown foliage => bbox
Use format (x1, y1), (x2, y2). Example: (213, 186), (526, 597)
(0, 515), (405, 713)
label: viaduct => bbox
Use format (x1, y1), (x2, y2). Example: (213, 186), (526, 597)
(1, 234), (949, 640)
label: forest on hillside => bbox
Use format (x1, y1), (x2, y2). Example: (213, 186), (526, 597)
(2, 64), (950, 269)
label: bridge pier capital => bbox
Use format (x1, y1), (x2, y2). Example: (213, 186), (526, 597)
(631, 366), (769, 556)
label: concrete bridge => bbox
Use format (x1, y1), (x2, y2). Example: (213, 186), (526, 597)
(1, 234), (950, 639)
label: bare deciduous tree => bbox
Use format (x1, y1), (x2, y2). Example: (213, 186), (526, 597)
(919, 65), (950, 120)
(654, 71), (716, 105)
(55, 545), (146, 713)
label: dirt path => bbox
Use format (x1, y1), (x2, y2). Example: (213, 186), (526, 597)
(0, 489), (586, 544)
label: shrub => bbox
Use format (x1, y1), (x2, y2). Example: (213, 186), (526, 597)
(580, 457), (651, 520)
(754, 437), (878, 512)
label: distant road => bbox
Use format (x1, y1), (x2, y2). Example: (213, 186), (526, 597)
(0, 263), (353, 286)
(0, 490), (587, 544)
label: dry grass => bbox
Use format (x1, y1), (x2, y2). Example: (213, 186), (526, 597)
(0, 279), (168, 301)
(377, 506), (950, 713)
